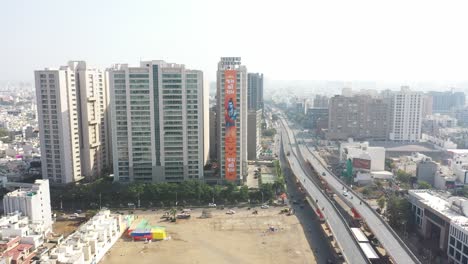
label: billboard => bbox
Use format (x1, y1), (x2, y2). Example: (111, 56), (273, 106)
(224, 70), (237, 181)
(352, 158), (371, 170)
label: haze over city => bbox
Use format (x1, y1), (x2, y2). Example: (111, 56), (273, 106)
(2, 0), (468, 83)
(3, 1), (468, 264)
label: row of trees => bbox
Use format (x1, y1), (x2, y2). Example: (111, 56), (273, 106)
(50, 179), (280, 211)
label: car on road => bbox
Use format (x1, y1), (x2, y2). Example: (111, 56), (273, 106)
(292, 200), (299, 205)
(208, 203), (216, 207)
(342, 191), (348, 197)
(261, 204), (269, 209)
(322, 172), (326, 176)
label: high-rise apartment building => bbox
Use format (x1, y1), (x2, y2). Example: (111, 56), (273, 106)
(217, 57), (248, 183)
(109, 60), (206, 183)
(247, 73), (264, 111)
(327, 95), (389, 140)
(389, 87), (423, 141)
(247, 73), (263, 161)
(313, 95), (329, 108)
(209, 106), (218, 161)
(247, 109), (262, 160)
(421, 94), (433, 117)
(35, 61), (109, 184)
(430, 91), (466, 114)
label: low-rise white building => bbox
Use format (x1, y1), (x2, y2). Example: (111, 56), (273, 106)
(434, 165), (458, 190)
(40, 210), (133, 264)
(339, 141), (385, 171)
(422, 134), (458, 150)
(451, 153), (468, 185)
(0, 212), (46, 249)
(3, 179), (52, 233)
(408, 190), (468, 264)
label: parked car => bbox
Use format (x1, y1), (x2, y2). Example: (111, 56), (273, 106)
(208, 203), (217, 207)
(261, 204), (269, 209)
(342, 191), (348, 197)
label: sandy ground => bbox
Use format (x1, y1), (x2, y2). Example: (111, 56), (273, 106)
(52, 218), (86, 237)
(101, 207), (316, 264)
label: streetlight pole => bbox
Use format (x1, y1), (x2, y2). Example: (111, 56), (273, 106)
(261, 191), (264, 204)
(175, 192), (178, 206)
(99, 193), (102, 210)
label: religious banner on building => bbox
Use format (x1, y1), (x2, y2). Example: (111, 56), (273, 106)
(224, 70), (237, 181)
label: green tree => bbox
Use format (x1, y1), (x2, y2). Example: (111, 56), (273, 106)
(386, 195), (412, 231)
(418, 181), (432, 189)
(239, 185), (249, 202)
(0, 128), (11, 143)
(263, 128), (277, 137)
(377, 196), (386, 210)
(396, 170), (412, 184)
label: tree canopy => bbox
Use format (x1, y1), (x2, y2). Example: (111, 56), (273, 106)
(50, 179), (278, 210)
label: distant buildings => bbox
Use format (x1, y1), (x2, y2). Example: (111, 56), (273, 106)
(247, 73), (263, 161)
(389, 87), (423, 142)
(423, 114), (458, 135)
(35, 61), (110, 184)
(247, 73), (264, 111)
(313, 95), (329, 108)
(416, 157), (437, 186)
(304, 108), (328, 132)
(216, 57), (248, 183)
(421, 94), (433, 118)
(209, 106), (218, 161)
(430, 91), (466, 115)
(108, 60), (207, 183)
(327, 95), (389, 140)
(247, 109), (262, 160)
(3, 179), (52, 233)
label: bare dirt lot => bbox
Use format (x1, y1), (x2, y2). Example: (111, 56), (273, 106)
(52, 218), (86, 237)
(101, 207), (316, 264)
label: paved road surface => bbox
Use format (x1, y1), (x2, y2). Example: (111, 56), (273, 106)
(279, 142), (335, 263)
(282, 119), (420, 264)
(279, 122), (369, 264)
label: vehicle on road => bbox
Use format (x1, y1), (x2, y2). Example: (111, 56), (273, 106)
(342, 191), (348, 197)
(208, 203), (216, 207)
(322, 172), (326, 177)
(261, 204), (269, 209)
(226, 209), (236, 215)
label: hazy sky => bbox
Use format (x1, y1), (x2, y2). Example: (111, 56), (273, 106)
(2, 0), (468, 83)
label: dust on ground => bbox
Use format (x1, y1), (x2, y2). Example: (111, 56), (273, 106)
(101, 207), (316, 264)
(52, 218), (86, 237)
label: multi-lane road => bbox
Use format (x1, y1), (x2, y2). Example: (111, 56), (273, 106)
(280, 117), (421, 264)
(279, 119), (369, 264)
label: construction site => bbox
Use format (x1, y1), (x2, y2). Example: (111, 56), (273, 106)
(100, 207), (315, 264)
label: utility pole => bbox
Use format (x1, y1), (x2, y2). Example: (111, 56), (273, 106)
(99, 193), (102, 210)
(175, 192), (178, 206)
